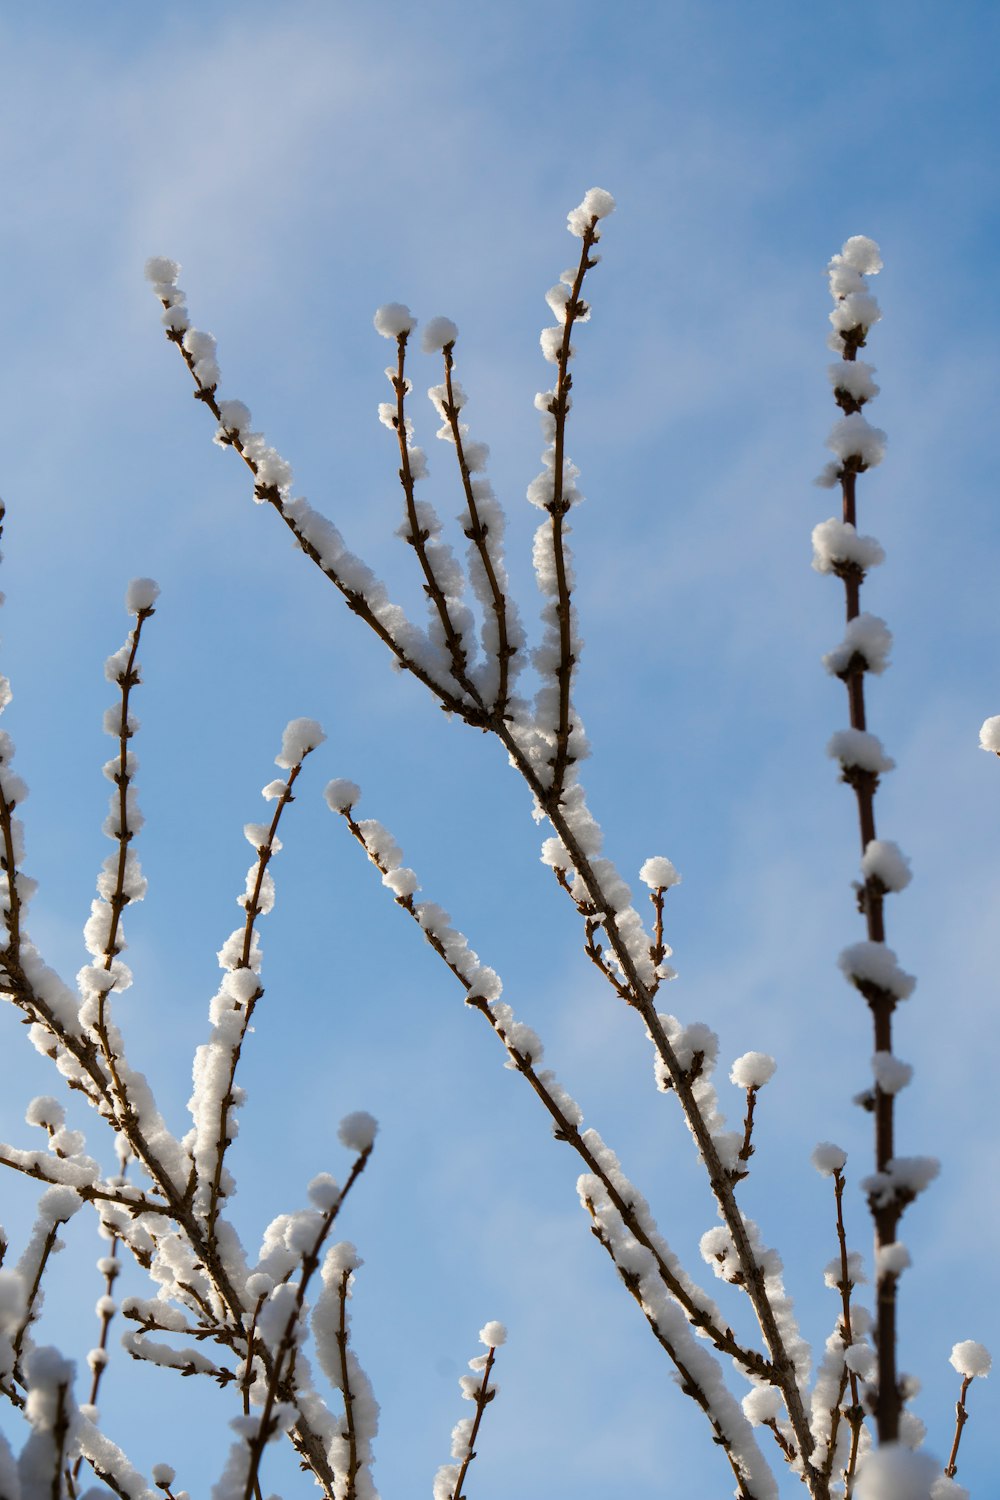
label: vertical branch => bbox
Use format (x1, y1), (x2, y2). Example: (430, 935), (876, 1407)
(945, 1342), (992, 1479)
(434, 1324), (505, 1500)
(533, 189), (615, 799)
(85, 582), (159, 1110)
(426, 328), (520, 718)
(818, 235), (916, 1443)
(374, 307), (482, 708)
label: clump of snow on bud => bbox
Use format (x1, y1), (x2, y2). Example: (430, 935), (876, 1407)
(144, 256), (181, 286)
(839, 941), (915, 1001)
(824, 1250), (865, 1290)
(838, 236), (883, 276)
(567, 187), (616, 237)
(730, 1052), (776, 1089)
(812, 518), (886, 575)
(828, 360), (880, 403)
(152, 1464), (176, 1487)
(25, 1096), (65, 1130)
(863, 1156), (939, 1209)
(275, 717), (325, 769)
(741, 1383), (783, 1426)
(826, 413), (887, 470)
(978, 716), (1000, 753)
(338, 1111), (377, 1153)
(479, 1321), (506, 1347)
(876, 1243), (912, 1277)
(325, 779), (361, 813)
(872, 1052), (913, 1094)
(950, 1340), (991, 1378)
(421, 317), (458, 352)
(125, 578), (160, 614)
(828, 729), (895, 775)
(639, 856), (681, 890)
(374, 303), (416, 339)
(862, 840), (912, 893)
(540, 837), (571, 870)
(245, 1272), (273, 1302)
(811, 1142), (847, 1176)
(307, 1174), (340, 1212)
(823, 613), (892, 677)
(844, 1342), (877, 1378)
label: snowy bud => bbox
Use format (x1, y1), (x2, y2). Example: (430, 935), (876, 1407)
(811, 1142), (847, 1176)
(828, 359), (880, 404)
(217, 399), (252, 436)
(307, 1174), (340, 1212)
(872, 1052), (913, 1095)
(826, 413), (887, 469)
(978, 716), (1000, 754)
(838, 236), (883, 276)
(862, 840), (912, 893)
(876, 1242), (911, 1277)
(144, 257), (180, 286)
(374, 304), (416, 339)
(823, 613), (892, 677)
(827, 729), (895, 775)
(152, 1465), (176, 1488)
(25, 1096), (65, 1130)
(567, 187), (616, 237)
(639, 856), (681, 890)
(275, 717), (325, 769)
(325, 779), (361, 813)
(125, 578), (160, 614)
(479, 1321), (506, 1347)
(839, 941), (915, 1001)
(421, 316), (458, 352)
(338, 1111), (378, 1153)
(741, 1384), (783, 1425)
(730, 1052), (776, 1089)
(245, 1273), (274, 1302)
(950, 1340), (991, 1378)
(540, 837), (571, 870)
(812, 518), (885, 576)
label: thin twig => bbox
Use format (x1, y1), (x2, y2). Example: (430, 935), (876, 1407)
(439, 343), (516, 719)
(448, 1344), (497, 1500)
(944, 1373), (974, 1479)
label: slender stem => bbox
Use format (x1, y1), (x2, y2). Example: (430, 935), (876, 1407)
(449, 1345), (497, 1500)
(545, 221), (601, 799)
(585, 1206), (760, 1500)
(440, 345), (514, 718)
(389, 336), (481, 706)
(944, 1374), (973, 1479)
(832, 325), (901, 1443)
(206, 760), (305, 1242)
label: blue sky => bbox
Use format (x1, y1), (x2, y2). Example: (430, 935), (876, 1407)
(1, 2), (999, 1496)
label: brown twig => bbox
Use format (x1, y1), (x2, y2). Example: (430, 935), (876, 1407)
(819, 1166), (865, 1489)
(205, 756), (309, 1243)
(438, 343), (516, 719)
(585, 1203), (761, 1500)
(388, 334), (481, 708)
(448, 1343), (498, 1500)
(944, 1373), (974, 1479)
(240, 1147), (372, 1500)
(825, 289), (904, 1442)
(544, 218), (602, 800)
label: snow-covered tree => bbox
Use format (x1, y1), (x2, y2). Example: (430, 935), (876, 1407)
(0, 191), (991, 1500)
